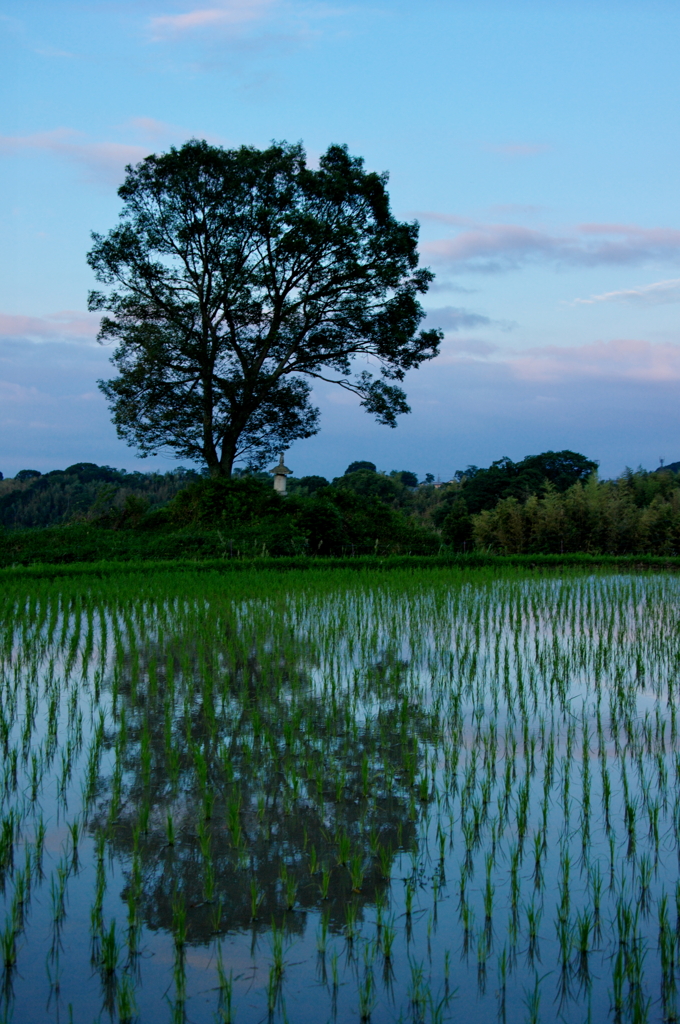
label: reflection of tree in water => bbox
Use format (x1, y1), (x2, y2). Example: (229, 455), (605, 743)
(92, 620), (435, 943)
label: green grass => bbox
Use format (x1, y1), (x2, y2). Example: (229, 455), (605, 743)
(2, 548), (680, 582)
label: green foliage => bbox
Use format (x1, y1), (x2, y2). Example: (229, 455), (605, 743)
(6, 449), (680, 564)
(457, 450), (598, 515)
(333, 469), (404, 503)
(392, 469), (418, 488)
(334, 465), (419, 499)
(471, 472), (680, 554)
(166, 477), (438, 556)
(89, 139), (441, 475)
(300, 488), (437, 555)
(0, 463), (199, 530)
(0, 475), (440, 565)
(440, 497), (473, 550)
(167, 477), (282, 528)
(285, 475), (329, 495)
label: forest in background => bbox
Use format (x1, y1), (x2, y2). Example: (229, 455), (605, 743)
(1, 451), (680, 561)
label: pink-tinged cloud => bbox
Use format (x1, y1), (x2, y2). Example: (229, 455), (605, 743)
(150, 0), (275, 36)
(0, 130), (147, 184)
(433, 335), (680, 384)
(0, 381), (44, 404)
(67, 142), (148, 183)
(0, 127), (77, 153)
(420, 217), (680, 272)
(508, 339), (680, 384)
(573, 278), (680, 306)
(0, 311), (100, 343)
(423, 225), (569, 272)
(126, 116), (177, 138)
(578, 223), (680, 238)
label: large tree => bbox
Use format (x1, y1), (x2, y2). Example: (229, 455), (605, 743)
(88, 140), (441, 477)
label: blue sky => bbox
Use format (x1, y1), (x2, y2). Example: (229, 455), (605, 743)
(2, 0), (680, 480)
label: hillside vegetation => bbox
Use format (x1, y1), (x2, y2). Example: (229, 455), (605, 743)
(1, 452), (679, 564)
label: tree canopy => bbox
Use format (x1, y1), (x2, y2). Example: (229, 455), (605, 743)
(457, 450), (598, 514)
(89, 140), (441, 477)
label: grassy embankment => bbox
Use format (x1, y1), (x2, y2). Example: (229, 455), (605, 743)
(3, 548), (680, 581)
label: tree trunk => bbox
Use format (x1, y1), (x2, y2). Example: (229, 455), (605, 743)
(218, 439), (237, 478)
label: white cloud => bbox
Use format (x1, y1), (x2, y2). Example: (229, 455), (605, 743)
(150, 0), (276, 37)
(572, 278), (680, 306)
(0, 129), (148, 185)
(424, 305), (516, 334)
(424, 306), (492, 332)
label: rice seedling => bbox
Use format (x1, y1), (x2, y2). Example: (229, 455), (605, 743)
(215, 946), (234, 1023)
(524, 970), (545, 1024)
(316, 909), (329, 955)
(249, 878), (263, 921)
(381, 917), (396, 960)
(207, 897), (222, 935)
(269, 919), (285, 979)
(171, 892), (187, 951)
(50, 860), (69, 929)
(116, 973), (137, 1024)
(357, 969), (376, 1021)
(0, 918), (17, 970)
(526, 898), (542, 960)
(318, 861), (332, 900)
(279, 863), (297, 911)
(349, 853), (365, 893)
(67, 817), (80, 869)
(308, 844), (318, 875)
(344, 900), (358, 943)
(477, 929), (489, 993)
(406, 957), (426, 1018)
(330, 947), (339, 989)
(378, 841), (393, 882)
(172, 947), (187, 1007)
(336, 830), (351, 867)
(99, 919), (120, 975)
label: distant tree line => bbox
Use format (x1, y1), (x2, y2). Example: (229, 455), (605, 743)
(0, 463), (200, 530)
(3, 451), (680, 558)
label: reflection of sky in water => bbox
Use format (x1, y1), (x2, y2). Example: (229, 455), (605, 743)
(1, 571), (680, 1022)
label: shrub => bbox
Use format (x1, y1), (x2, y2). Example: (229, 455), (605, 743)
(470, 473), (680, 555)
(440, 497), (473, 550)
(167, 477), (282, 527)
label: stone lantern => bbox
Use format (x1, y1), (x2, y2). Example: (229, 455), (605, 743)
(270, 454), (292, 494)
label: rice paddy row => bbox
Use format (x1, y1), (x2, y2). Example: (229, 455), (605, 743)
(0, 567), (678, 1022)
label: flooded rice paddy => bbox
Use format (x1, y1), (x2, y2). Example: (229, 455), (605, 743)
(0, 567), (679, 1023)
